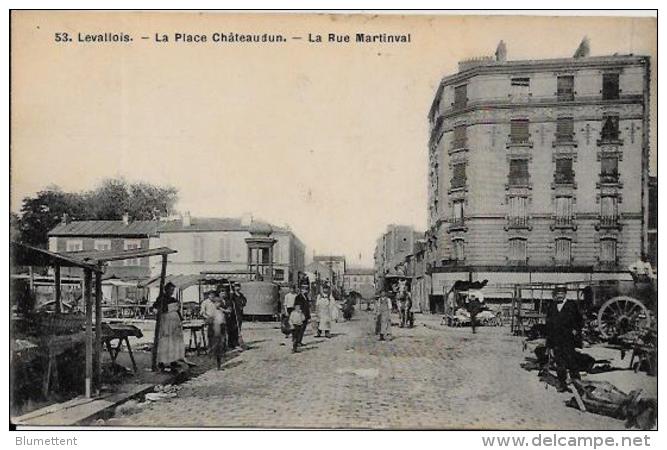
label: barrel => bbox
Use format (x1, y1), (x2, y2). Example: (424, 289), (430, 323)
(240, 281), (279, 318)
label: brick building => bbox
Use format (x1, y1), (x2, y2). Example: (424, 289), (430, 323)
(48, 215), (160, 280)
(425, 39), (651, 303)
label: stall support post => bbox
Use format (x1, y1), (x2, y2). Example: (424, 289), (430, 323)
(54, 264), (61, 314)
(94, 269), (103, 393)
(84, 269), (93, 398)
(152, 254), (168, 371)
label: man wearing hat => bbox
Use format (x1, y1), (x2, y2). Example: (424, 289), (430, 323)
(232, 282), (248, 331)
(289, 282), (311, 346)
(545, 284), (584, 392)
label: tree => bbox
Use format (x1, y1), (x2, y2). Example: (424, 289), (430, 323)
(17, 186), (91, 247)
(14, 179), (179, 248)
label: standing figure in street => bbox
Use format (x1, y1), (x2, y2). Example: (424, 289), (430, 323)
(232, 282), (248, 331)
(465, 292), (483, 334)
(287, 283), (311, 346)
(545, 285), (584, 392)
(288, 304), (305, 353)
(396, 281), (412, 328)
(200, 291), (227, 370)
(316, 286), (336, 338)
(374, 290), (392, 341)
(220, 286), (241, 351)
(154, 282), (186, 370)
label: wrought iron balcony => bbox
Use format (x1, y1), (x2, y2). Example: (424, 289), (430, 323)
(506, 216), (530, 229)
(552, 215), (577, 230)
(596, 215), (621, 230)
(507, 176), (531, 188)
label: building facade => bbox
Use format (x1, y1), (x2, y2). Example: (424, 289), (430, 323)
(343, 268), (375, 299)
(425, 40), (651, 297)
(374, 225), (420, 280)
(48, 217), (160, 280)
(312, 255), (346, 288)
(157, 215), (306, 286)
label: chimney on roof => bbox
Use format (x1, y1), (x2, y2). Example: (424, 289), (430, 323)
(182, 211), (191, 227)
(573, 37), (590, 58)
(495, 40), (507, 62)
(241, 212), (253, 227)
(61, 213), (70, 224)
(122, 212), (130, 226)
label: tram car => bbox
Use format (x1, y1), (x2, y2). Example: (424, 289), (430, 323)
(199, 272), (280, 320)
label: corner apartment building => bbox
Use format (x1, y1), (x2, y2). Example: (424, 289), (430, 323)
(425, 40), (651, 299)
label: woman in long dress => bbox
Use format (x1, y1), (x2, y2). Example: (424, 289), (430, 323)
(374, 290), (392, 341)
(316, 287), (336, 338)
(154, 282), (186, 370)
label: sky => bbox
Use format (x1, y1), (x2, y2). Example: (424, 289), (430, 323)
(11, 12), (656, 266)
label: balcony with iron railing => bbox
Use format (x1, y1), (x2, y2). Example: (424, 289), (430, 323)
(596, 215), (622, 230)
(597, 131), (623, 146)
(553, 172), (576, 187)
(448, 217), (467, 232)
(553, 132), (577, 147)
(551, 214), (577, 230)
(507, 176), (531, 188)
(507, 134), (533, 148)
(506, 215), (530, 230)
(599, 171), (620, 185)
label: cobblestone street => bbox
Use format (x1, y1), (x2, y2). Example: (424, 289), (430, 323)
(107, 313), (651, 429)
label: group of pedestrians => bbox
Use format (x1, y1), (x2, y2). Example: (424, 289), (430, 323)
(283, 283), (341, 353)
(153, 281), (247, 371)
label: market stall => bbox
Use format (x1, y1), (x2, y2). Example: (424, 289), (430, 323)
(11, 242), (177, 403)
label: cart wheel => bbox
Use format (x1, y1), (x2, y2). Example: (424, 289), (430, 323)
(597, 296), (649, 340)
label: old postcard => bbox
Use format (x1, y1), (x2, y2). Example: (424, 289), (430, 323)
(9, 11), (657, 431)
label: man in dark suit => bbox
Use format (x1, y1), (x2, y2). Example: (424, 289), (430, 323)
(545, 285), (584, 392)
(288, 283), (311, 346)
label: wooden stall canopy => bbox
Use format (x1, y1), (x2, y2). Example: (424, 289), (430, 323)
(10, 242), (101, 272)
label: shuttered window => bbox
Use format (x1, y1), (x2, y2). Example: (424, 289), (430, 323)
(510, 119), (530, 144)
(602, 73), (620, 100)
(451, 163), (467, 189)
(509, 239), (527, 263)
(509, 159), (529, 186)
(452, 200), (464, 221)
(454, 85), (467, 109)
(600, 239), (617, 263)
(219, 237), (232, 261)
(554, 158), (574, 184)
(453, 239), (465, 261)
(452, 125), (467, 149)
(556, 117), (574, 141)
(557, 75), (575, 101)
(193, 235), (205, 262)
(555, 239), (572, 264)
(601, 116), (620, 141)
(600, 196), (618, 218)
(601, 156), (619, 182)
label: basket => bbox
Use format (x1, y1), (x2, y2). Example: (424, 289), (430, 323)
(35, 312), (86, 335)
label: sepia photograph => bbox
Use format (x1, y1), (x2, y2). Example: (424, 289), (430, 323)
(8, 10), (658, 431)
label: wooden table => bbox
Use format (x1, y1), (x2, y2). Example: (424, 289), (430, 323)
(182, 320), (207, 355)
(99, 323), (143, 373)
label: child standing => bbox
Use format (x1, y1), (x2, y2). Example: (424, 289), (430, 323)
(289, 304), (305, 353)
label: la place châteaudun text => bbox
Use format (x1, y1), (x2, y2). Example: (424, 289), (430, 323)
(15, 436), (78, 446)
